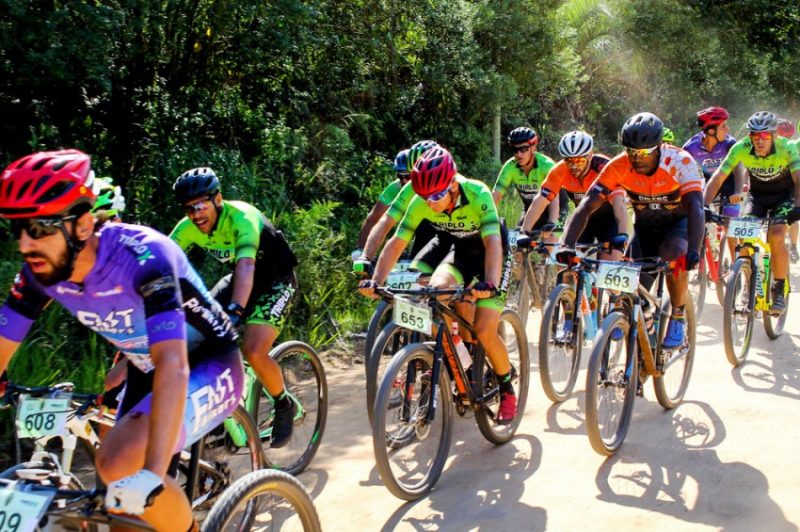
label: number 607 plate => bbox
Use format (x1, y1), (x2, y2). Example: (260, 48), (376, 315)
(595, 262), (641, 293)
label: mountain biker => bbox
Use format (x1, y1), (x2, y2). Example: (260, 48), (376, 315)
(520, 130), (628, 260)
(169, 167), (298, 447)
(560, 112), (705, 349)
(356, 140), (453, 275)
(358, 147), (518, 423)
(0, 150), (242, 532)
(776, 118), (799, 262)
(92, 177), (126, 225)
(704, 111), (800, 314)
(662, 127), (676, 144)
(493, 127), (564, 230)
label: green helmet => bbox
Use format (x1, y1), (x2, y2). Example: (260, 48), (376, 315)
(92, 177), (126, 218)
(662, 127), (675, 143)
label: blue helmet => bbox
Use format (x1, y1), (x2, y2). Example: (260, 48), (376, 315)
(393, 149), (410, 173)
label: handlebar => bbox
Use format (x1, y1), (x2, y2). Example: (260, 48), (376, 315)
(2, 381), (102, 410)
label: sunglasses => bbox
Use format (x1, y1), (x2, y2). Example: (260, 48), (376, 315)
(11, 216), (75, 240)
(426, 187), (451, 203)
(625, 145), (659, 158)
(565, 156), (588, 166)
(511, 144), (533, 154)
(182, 195), (215, 215)
(749, 131), (772, 140)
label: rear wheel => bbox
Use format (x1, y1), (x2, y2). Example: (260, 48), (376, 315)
(364, 300), (393, 362)
(763, 269), (790, 339)
(474, 310), (529, 444)
(653, 294), (696, 409)
(538, 284), (582, 403)
(585, 310), (637, 456)
(723, 258), (755, 366)
(713, 232), (730, 306)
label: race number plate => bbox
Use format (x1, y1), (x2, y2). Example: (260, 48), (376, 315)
(393, 297), (432, 335)
(386, 271), (422, 290)
(0, 486), (54, 532)
(727, 218), (762, 239)
(595, 262), (641, 293)
(393, 260), (412, 273)
(15, 395), (71, 439)
(507, 230), (520, 250)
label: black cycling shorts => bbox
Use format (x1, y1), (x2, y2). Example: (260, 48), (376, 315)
(742, 190), (794, 224)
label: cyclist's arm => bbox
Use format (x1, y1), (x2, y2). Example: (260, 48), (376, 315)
(563, 189), (605, 247)
(482, 233), (503, 286)
(363, 213), (397, 259)
(732, 163), (748, 196)
(610, 194), (629, 235)
(521, 195), (551, 232)
(683, 191), (705, 255)
(356, 201), (389, 249)
(491, 190), (503, 207)
(0, 269), (51, 375)
(145, 338), (189, 477)
(230, 257), (256, 309)
(547, 193), (560, 223)
(372, 236), (407, 284)
(703, 168), (730, 205)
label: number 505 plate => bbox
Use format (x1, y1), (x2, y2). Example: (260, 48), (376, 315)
(393, 297), (432, 335)
(595, 262), (641, 293)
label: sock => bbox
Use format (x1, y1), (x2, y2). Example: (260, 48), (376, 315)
(274, 390), (292, 409)
(671, 305), (686, 320)
(497, 372), (514, 394)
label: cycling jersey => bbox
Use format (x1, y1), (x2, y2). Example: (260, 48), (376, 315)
(170, 200), (296, 279)
(682, 132), (737, 197)
(0, 223), (238, 374)
(539, 154), (612, 214)
(492, 153), (556, 208)
(385, 181), (417, 222)
(395, 176), (501, 242)
(377, 179), (404, 206)
(717, 136), (800, 196)
(591, 146), (703, 226)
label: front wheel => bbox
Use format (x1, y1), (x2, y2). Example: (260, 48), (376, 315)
(202, 469), (322, 532)
(585, 310), (637, 456)
(763, 270), (790, 339)
(475, 309), (529, 444)
(723, 258), (755, 366)
(653, 293), (696, 409)
(364, 300), (393, 363)
(250, 341), (328, 475)
(688, 250), (707, 320)
(506, 256), (531, 327)
(539, 284), (582, 403)
(372, 344), (453, 501)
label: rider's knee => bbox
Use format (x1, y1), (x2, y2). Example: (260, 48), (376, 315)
(659, 239), (687, 261)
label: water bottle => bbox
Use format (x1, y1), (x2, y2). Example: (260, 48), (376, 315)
(581, 287), (597, 339)
(452, 322), (472, 370)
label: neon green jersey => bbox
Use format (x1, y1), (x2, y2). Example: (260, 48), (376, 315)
(377, 179), (404, 206)
(385, 181), (416, 222)
(717, 136), (800, 195)
(394, 176), (501, 242)
(492, 153), (555, 207)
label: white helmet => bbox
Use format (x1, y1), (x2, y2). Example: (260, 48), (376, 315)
(558, 130), (594, 158)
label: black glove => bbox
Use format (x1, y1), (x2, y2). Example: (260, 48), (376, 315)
(555, 246), (577, 265)
(226, 302), (245, 327)
(684, 250), (701, 272)
(703, 206), (716, 223)
(514, 234), (532, 249)
(785, 206), (800, 225)
(358, 279), (379, 290)
(610, 233), (629, 250)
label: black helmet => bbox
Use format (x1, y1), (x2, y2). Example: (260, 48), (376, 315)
(507, 127), (538, 145)
(746, 111), (777, 133)
(620, 112), (664, 149)
(173, 167), (220, 204)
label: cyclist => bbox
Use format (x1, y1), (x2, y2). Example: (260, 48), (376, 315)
(704, 111), (800, 314)
(662, 127), (676, 144)
(0, 150), (242, 532)
(92, 177), (126, 225)
(356, 139), (452, 275)
(358, 147), (518, 422)
(493, 127), (563, 230)
(169, 167), (298, 447)
(560, 112), (705, 349)
(520, 130), (628, 260)
(776, 118), (799, 262)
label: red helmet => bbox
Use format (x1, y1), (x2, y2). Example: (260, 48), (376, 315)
(776, 118), (796, 138)
(696, 106), (729, 130)
(411, 147), (457, 198)
(0, 150), (96, 218)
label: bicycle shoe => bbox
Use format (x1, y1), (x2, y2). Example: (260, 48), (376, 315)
(791, 246), (799, 264)
(496, 391), (517, 425)
(662, 318), (686, 349)
(555, 319), (573, 343)
(770, 284), (786, 316)
(270, 395), (296, 448)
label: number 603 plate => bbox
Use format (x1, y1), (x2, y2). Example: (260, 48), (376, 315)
(595, 262), (641, 293)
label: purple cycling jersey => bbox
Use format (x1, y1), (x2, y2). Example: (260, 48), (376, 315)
(0, 223), (238, 373)
(682, 132), (737, 197)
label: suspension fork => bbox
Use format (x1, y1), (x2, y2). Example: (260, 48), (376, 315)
(423, 324), (446, 424)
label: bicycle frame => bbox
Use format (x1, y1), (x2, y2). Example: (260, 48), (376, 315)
(734, 225), (776, 313)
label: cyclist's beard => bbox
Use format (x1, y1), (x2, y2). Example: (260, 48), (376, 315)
(23, 250), (72, 286)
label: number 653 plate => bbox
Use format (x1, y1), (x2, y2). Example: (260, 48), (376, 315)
(393, 297), (432, 335)
(595, 262), (641, 293)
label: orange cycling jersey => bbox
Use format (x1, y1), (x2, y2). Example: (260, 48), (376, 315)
(540, 154), (610, 206)
(591, 146), (703, 223)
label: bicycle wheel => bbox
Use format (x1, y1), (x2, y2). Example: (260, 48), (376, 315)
(475, 309), (529, 444)
(713, 232), (729, 306)
(723, 258), (755, 366)
(585, 310), (637, 456)
(372, 343), (453, 501)
(763, 270), (790, 339)
(653, 294), (696, 409)
(364, 300), (393, 362)
(250, 341), (328, 475)
(688, 250), (707, 320)
(201, 469), (321, 532)
(365, 322), (415, 426)
(539, 284), (582, 403)
(506, 256), (531, 326)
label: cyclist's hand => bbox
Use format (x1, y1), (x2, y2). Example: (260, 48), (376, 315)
(226, 302), (245, 327)
(786, 206), (800, 225)
(470, 281), (497, 299)
(106, 469), (164, 515)
(703, 205), (716, 223)
(728, 193), (746, 205)
(555, 246), (577, 266)
(515, 234), (532, 249)
(352, 257), (374, 277)
(684, 250), (701, 272)
(358, 279), (379, 298)
(609, 233), (628, 251)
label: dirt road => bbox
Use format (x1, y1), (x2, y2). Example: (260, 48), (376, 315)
(299, 293), (800, 531)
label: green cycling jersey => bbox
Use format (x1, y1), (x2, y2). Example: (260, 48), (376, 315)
(377, 179), (404, 206)
(717, 136), (800, 195)
(394, 176), (501, 242)
(492, 153), (555, 206)
(385, 181), (417, 222)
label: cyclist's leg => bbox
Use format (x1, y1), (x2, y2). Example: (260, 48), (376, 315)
(766, 195), (793, 281)
(410, 227), (454, 275)
(659, 218), (690, 347)
(96, 351), (243, 530)
(584, 211), (619, 261)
